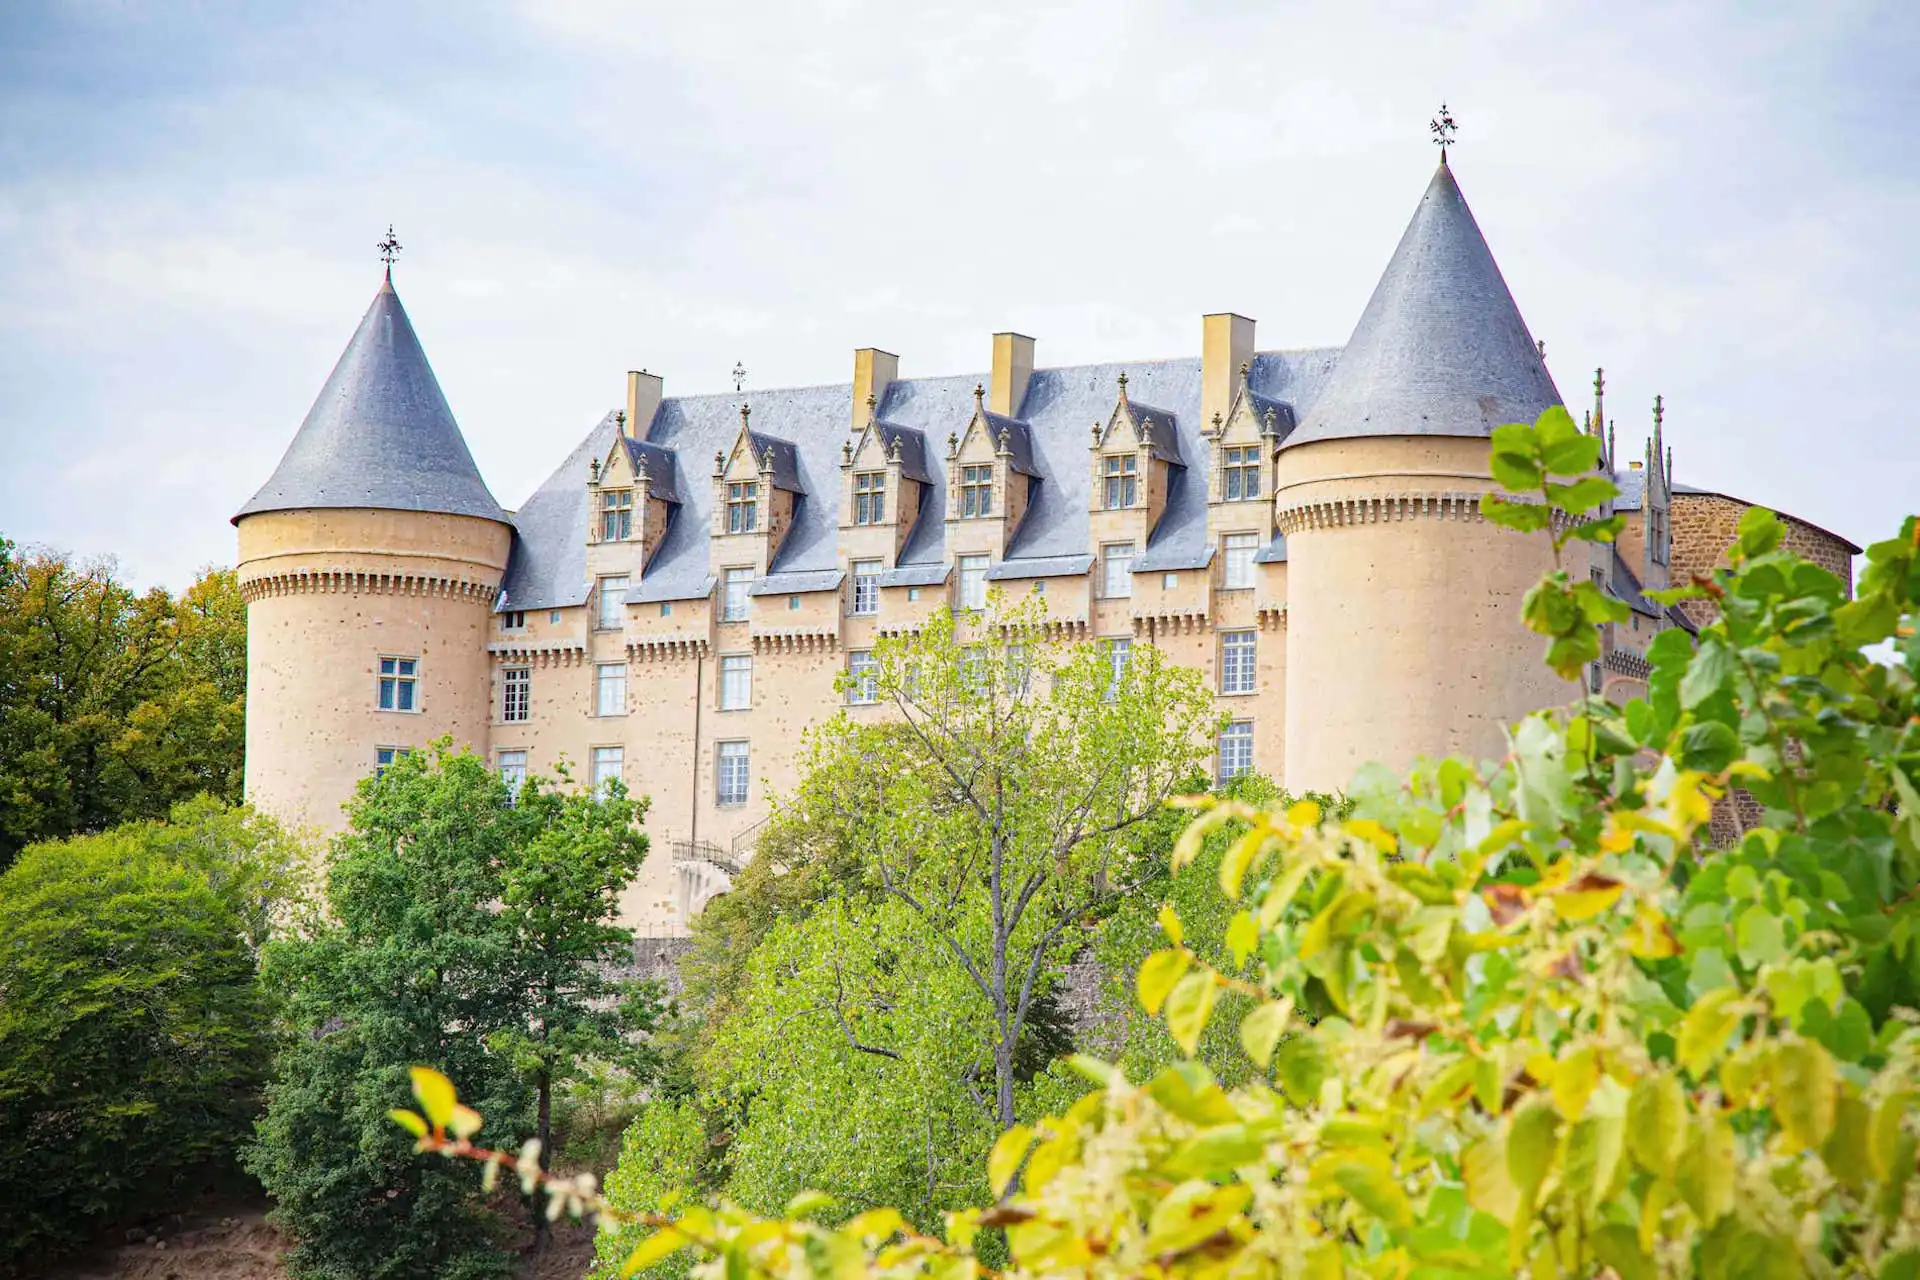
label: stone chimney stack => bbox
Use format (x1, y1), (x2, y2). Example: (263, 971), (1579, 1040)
(1202, 313), (1255, 434)
(625, 370), (663, 439)
(990, 332), (1035, 417)
(852, 349), (898, 432)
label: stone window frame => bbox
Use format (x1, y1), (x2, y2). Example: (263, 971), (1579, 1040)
(497, 749), (528, 798)
(377, 656), (420, 713)
(1221, 532), (1259, 591)
(600, 488), (634, 541)
(1103, 454), (1139, 509)
(849, 560), (881, 616)
(1219, 629), (1257, 696)
(847, 650), (879, 705)
(501, 665), (531, 723)
(1221, 446), (1261, 501)
(1217, 720), (1254, 785)
(721, 568), (753, 623)
(959, 465), (994, 518)
(374, 745), (411, 777)
(1103, 636), (1131, 702)
(1100, 543), (1135, 599)
(590, 745), (624, 798)
(726, 481), (759, 534)
(716, 740), (750, 807)
(595, 662), (628, 718)
(500, 610), (526, 632)
(957, 554), (990, 611)
(595, 575), (630, 631)
(853, 471), (886, 525)
(718, 652), (752, 711)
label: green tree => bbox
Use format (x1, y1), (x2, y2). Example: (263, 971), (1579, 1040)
(0, 804), (287, 1268)
(249, 743), (656, 1279)
(0, 547), (246, 866)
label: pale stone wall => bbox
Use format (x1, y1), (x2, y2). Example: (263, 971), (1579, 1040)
(237, 508), (511, 838)
(1275, 435), (1567, 795)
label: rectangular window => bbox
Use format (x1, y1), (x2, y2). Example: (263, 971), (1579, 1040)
(853, 471), (885, 525)
(1217, 721), (1254, 785)
(850, 559), (880, 615)
(596, 662), (627, 717)
(500, 610), (526, 631)
(847, 650), (878, 705)
(716, 741), (750, 806)
(600, 488), (633, 540)
(720, 654), (752, 710)
(1162, 573), (1178, 590)
(1103, 454), (1138, 509)
(591, 746), (624, 798)
(788, 595), (800, 610)
(374, 745), (410, 777)
(960, 465), (993, 518)
(597, 575), (629, 629)
(660, 602), (672, 617)
(1222, 533), (1258, 591)
(1006, 644), (1032, 697)
(1222, 447), (1261, 501)
(498, 749), (528, 798)
(960, 646), (989, 696)
(958, 554), (989, 610)
(377, 656), (418, 712)
(723, 568), (752, 622)
(1101, 543), (1134, 599)
(1104, 637), (1130, 701)
(501, 666), (530, 723)
(1221, 630), (1257, 695)
(727, 481), (759, 533)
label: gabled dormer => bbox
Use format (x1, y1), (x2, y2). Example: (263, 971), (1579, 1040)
(840, 397), (932, 565)
(711, 405), (803, 580)
(1202, 363), (1293, 546)
(1089, 371), (1182, 554)
(587, 411), (681, 575)
(944, 384), (1038, 563)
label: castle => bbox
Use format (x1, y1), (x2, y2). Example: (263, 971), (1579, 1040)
(234, 158), (1857, 933)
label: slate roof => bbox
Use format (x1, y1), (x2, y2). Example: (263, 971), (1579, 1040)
(979, 410), (1040, 476)
(236, 278), (504, 523)
(744, 430), (804, 492)
(620, 438), (682, 502)
(1246, 390), (1296, 439)
(871, 422), (932, 483)
(497, 349), (1342, 610)
(1289, 161), (1562, 448)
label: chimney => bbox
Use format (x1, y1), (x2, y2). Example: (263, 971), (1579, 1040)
(990, 333), (1035, 417)
(625, 370), (663, 439)
(852, 348), (898, 433)
(1202, 313), (1255, 433)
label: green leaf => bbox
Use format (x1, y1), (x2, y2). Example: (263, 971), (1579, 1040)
(987, 1123), (1033, 1197)
(621, 1228), (688, 1277)
(1626, 1073), (1686, 1171)
(1218, 829), (1268, 899)
(1544, 475), (1619, 514)
(1735, 506), (1783, 558)
(1879, 1248), (1920, 1280)
(1567, 514), (1628, 543)
(1676, 988), (1744, 1077)
(1770, 1038), (1838, 1151)
(1238, 996), (1293, 1068)
(1224, 910), (1259, 968)
(1163, 969), (1218, 1055)
(1314, 1150), (1414, 1231)
(409, 1066), (456, 1130)
(1136, 949), (1190, 1016)
(1490, 451), (1544, 492)
(1676, 1114), (1736, 1226)
(1481, 494), (1554, 532)
(1274, 1035), (1333, 1107)
(1157, 901), (1184, 947)
(1065, 1053), (1117, 1085)
(1506, 1097), (1561, 1201)
(1680, 636), (1737, 710)
(1591, 1225), (1657, 1280)
(784, 1190), (836, 1220)
(1677, 721), (1739, 773)
(1735, 904), (1786, 967)
(388, 1108), (428, 1139)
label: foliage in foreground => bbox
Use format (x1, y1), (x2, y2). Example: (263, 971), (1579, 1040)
(0, 541), (247, 868)
(249, 744), (658, 1280)
(400, 408), (1920, 1277)
(0, 800), (297, 1268)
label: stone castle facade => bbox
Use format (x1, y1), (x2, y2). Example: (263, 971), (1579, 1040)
(234, 159), (1857, 933)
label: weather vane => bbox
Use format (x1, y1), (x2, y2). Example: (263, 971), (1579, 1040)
(1430, 103), (1458, 162)
(732, 361), (747, 393)
(377, 225), (402, 278)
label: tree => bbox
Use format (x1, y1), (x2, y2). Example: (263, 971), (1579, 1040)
(785, 597), (1218, 1132)
(0, 803), (287, 1268)
(248, 743), (657, 1279)
(0, 547), (246, 867)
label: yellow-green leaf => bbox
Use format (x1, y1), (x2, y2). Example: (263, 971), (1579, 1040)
(447, 1103), (483, 1140)
(1313, 1150), (1412, 1231)
(987, 1124), (1033, 1198)
(1218, 829), (1269, 899)
(1871, 1089), (1914, 1180)
(1238, 996), (1293, 1068)
(1675, 1114), (1735, 1226)
(1258, 860), (1313, 929)
(620, 1228), (687, 1277)
(1824, 1093), (1872, 1190)
(409, 1066), (456, 1130)
(1164, 969), (1218, 1056)
(1224, 910), (1258, 968)
(1676, 988), (1744, 1077)
(1507, 1097), (1561, 1201)
(1157, 901), (1183, 948)
(1462, 1133), (1520, 1224)
(1286, 799), (1322, 828)
(1626, 1072), (1686, 1171)
(784, 1189), (836, 1219)
(1136, 949), (1191, 1016)
(1771, 1037), (1838, 1152)
(844, 1207), (907, 1242)
(1552, 1045), (1599, 1121)
(1551, 878), (1625, 922)
(389, 1108), (428, 1138)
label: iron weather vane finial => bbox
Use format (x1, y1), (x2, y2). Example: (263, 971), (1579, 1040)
(732, 361), (748, 393)
(377, 225), (402, 279)
(1430, 103), (1459, 162)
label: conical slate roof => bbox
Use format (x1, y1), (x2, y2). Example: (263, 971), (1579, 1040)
(1287, 161), (1561, 448)
(234, 276), (504, 523)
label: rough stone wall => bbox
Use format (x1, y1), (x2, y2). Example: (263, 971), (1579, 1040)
(1670, 493), (1855, 627)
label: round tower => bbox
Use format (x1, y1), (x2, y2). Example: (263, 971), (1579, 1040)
(1278, 160), (1567, 795)
(234, 269), (511, 834)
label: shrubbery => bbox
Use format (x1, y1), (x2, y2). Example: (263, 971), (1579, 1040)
(0, 800), (296, 1268)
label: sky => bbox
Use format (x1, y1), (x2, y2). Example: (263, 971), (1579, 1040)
(2, 0), (1915, 589)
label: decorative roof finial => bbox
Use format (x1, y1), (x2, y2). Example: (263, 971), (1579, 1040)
(615, 409), (627, 434)
(841, 439), (854, 466)
(377, 225), (402, 281)
(1537, 339), (1547, 360)
(732, 361), (748, 393)
(1117, 370), (1129, 397)
(1430, 103), (1458, 164)
(713, 449), (726, 476)
(1592, 367), (1606, 440)
(740, 403), (752, 428)
(590, 457), (601, 482)
(973, 383), (985, 407)
(1262, 408), (1278, 437)
(947, 430), (959, 457)
(866, 392), (878, 423)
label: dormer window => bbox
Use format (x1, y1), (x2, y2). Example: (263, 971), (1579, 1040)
(727, 482), (759, 533)
(853, 472), (885, 524)
(600, 489), (633, 540)
(1103, 455), (1138, 509)
(1222, 447), (1261, 501)
(960, 466), (993, 518)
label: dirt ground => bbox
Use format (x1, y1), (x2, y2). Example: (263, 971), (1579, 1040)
(31, 1187), (602, 1280)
